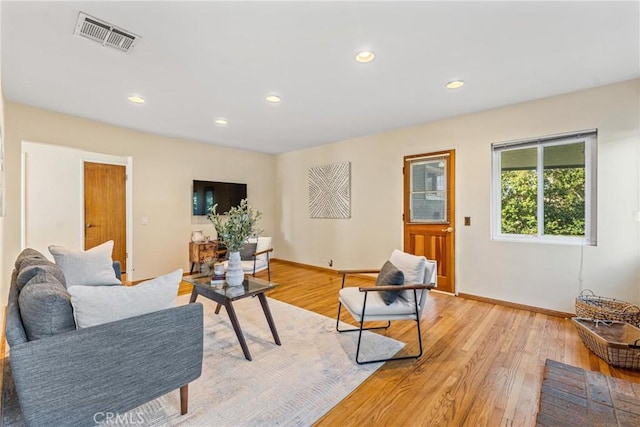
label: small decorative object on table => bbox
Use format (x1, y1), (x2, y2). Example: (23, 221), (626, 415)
(213, 262), (224, 276)
(191, 230), (204, 242)
(208, 199), (262, 287)
(210, 274), (225, 285)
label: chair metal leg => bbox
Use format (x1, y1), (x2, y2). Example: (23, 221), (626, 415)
(338, 289), (424, 365)
(252, 257), (257, 277)
(266, 252), (271, 282)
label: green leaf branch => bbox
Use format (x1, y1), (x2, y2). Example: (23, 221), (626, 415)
(207, 199), (262, 252)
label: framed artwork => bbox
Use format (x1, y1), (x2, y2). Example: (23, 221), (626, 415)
(308, 161), (351, 218)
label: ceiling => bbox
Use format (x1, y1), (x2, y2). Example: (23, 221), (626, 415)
(2, 1), (639, 155)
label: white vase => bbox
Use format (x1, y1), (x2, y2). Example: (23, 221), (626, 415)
(225, 251), (245, 286)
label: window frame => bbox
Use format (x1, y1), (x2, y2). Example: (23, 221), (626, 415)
(491, 130), (597, 246)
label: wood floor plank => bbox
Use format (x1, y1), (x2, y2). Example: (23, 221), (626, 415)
(4, 260), (640, 425)
(245, 261), (640, 426)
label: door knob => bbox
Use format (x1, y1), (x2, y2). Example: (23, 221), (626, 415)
(441, 227), (453, 232)
(86, 223), (94, 228)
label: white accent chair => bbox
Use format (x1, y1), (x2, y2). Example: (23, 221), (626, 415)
(336, 249), (437, 364)
(222, 237), (273, 281)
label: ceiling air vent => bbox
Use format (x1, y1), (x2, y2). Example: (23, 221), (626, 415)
(74, 12), (140, 53)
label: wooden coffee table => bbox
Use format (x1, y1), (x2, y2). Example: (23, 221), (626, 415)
(184, 274), (281, 361)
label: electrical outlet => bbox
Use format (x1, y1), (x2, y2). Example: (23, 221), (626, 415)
(328, 259), (333, 267)
(464, 216), (471, 226)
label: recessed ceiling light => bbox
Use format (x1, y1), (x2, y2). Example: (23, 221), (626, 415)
(214, 118), (228, 126)
(446, 80), (465, 89)
(266, 95), (281, 103)
(127, 95), (145, 104)
(355, 51), (375, 63)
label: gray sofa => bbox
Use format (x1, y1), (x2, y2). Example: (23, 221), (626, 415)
(5, 248), (203, 426)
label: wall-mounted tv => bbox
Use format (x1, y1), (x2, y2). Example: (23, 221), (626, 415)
(192, 180), (247, 216)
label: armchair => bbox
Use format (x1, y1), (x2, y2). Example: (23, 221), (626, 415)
(336, 249), (437, 364)
(221, 237), (273, 281)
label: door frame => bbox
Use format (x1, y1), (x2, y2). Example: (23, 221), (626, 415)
(80, 152), (133, 280)
(403, 148), (457, 295)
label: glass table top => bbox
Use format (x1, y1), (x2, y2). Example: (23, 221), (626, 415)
(183, 274), (277, 300)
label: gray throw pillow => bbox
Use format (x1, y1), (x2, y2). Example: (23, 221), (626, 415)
(14, 248), (48, 269)
(18, 272), (75, 340)
(49, 241), (121, 286)
(225, 243), (258, 261)
(376, 261), (405, 305)
(240, 243), (258, 260)
(17, 264), (67, 291)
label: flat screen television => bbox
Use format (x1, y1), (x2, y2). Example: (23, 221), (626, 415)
(192, 180), (247, 216)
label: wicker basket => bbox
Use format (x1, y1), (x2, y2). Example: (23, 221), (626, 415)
(572, 318), (640, 369)
(575, 289), (640, 326)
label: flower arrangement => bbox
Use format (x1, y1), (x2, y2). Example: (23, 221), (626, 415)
(208, 199), (262, 253)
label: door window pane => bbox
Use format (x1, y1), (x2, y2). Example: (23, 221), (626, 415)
(410, 158), (447, 222)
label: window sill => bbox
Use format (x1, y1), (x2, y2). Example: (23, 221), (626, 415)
(492, 234), (595, 246)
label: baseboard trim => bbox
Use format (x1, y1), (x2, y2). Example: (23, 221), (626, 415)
(172, 259), (573, 318)
(271, 258), (338, 275)
(457, 293), (574, 319)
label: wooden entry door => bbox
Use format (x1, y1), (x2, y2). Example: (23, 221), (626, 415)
(403, 150), (455, 293)
(84, 162), (127, 271)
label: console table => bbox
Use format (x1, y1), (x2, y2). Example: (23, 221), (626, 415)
(189, 241), (219, 273)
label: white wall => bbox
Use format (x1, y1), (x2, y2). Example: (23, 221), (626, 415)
(275, 79), (640, 313)
(3, 80), (638, 313)
(21, 142), (132, 263)
(2, 103), (276, 301)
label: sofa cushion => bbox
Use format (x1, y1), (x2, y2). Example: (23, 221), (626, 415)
(14, 248), (48, 269)
(375, 261), (405, 305)
(68, 269), (182, 328)
(6, 270), (28, 346)
(17, 264), (67, 291)
(18, 271), (75, 340)
(49, 241), (121, 286)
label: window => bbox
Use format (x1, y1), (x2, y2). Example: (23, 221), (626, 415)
(491, 130), (597, 245)
(409, 154), (450, 223)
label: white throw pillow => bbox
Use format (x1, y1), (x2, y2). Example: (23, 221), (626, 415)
(389, 249), (427, 285)
(49, 241), (121, 287)
(68, 269), (182, 328)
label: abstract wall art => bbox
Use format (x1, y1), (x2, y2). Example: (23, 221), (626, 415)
(308, 161), (351, 219)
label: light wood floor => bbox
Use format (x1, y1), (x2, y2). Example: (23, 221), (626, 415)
(200, 260), (640, 427)
(4, 261), (639, 426)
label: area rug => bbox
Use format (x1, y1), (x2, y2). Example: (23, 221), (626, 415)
(3, 296), (404, 426)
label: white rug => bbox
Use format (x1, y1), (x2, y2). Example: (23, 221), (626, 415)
(3, 296), (404, 426)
